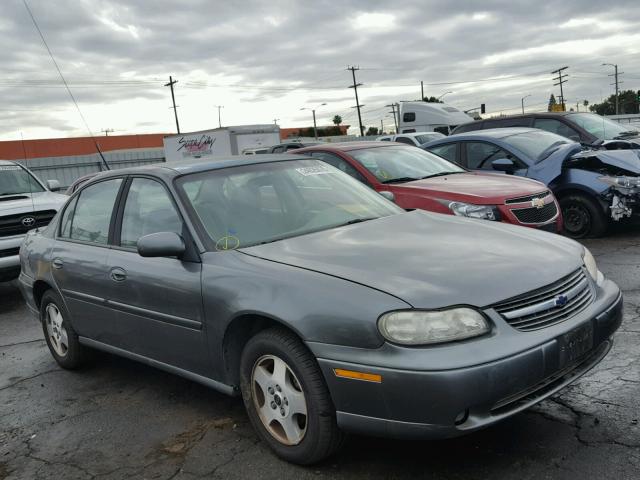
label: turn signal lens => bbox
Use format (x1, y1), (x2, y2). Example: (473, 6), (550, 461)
(334, 368), (382, 383)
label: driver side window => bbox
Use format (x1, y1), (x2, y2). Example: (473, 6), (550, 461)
(464, 142), (513, 170)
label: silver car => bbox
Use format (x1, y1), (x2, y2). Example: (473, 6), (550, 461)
(18, 155), (622, 464)
(0, 160), (66, 282)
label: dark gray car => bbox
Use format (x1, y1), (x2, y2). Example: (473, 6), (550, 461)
(18, 155), (622, 464)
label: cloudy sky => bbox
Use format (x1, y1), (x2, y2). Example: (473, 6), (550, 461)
(2, 0), (639, 140)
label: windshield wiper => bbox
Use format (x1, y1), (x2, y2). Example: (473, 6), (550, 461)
(421, 171), (465, 179)
(613, 131), (639, 139)
(381, 176), (420, 184)
(337, 217), (379, 227)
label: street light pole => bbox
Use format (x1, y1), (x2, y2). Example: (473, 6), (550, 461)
(300, 102), (326, 140)
(521, 94), (531, 114)
(438, 91), (453, 101)
(602, 63), (622, 115)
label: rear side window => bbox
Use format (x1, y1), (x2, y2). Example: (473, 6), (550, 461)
(60, 178), (123, 244)
(120, 178), (182, 248)
(534, 119), (580, 140)
(427, 143), (458, 163)
(403, 112), (416, 122)
(395, 136), (416, 145)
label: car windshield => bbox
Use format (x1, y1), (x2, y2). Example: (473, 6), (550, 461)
(177, 159), (403, 249)
(348, 145), (465, 183)
(502, 131), (572, 162)
(415, 133), (445, 144)
(0, 165), (45, 195)
(568, 113), (637, 140)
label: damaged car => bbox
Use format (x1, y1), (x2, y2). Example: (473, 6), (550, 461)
(424, 128), (640, 238)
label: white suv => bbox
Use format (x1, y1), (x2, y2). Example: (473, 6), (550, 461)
(0, 160), (67, 282)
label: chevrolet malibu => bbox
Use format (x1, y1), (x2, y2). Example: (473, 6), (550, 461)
(19, 155), (622, 464)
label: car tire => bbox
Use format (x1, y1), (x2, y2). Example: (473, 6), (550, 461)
(559, 193), (608, 238)
(40, 290), (86, 369)
(240, 327), (344, 465)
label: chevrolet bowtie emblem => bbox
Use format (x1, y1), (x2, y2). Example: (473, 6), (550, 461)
(531, 197), (545, 209)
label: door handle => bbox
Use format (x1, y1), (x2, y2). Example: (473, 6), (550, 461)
(109, 267), (127, 282)
(52, 258), (64, 269)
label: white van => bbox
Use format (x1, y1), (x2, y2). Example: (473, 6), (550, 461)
(397, 102), (474, 135)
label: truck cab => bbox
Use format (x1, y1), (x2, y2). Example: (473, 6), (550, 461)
(398, 102), (475, 135)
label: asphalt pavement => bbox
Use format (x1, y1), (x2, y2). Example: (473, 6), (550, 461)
(1, 226), (639, 479)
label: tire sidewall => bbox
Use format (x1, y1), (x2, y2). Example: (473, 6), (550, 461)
(240, 331), (329, 463)
(40, 290), (83, 369)
(560, 194), (607, 238)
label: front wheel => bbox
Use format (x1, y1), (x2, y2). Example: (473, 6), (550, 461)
(240, 327), (343, 465)
(559, 194), (608, 238)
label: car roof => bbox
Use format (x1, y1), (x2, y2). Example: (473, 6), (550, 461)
(86, 154), (312, 182)
(296, 141), (406, 153)
(452, 127), (539, 139)
(0, 159), (18, 166)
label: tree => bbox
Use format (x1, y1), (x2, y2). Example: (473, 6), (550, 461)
(332, 115), (342, 126)
(583, 99), (589, 108)
(547, 94), (557, 112)
(423, 96), (443, 103)
(365, 126), (379, 136)
(589, 90), (640, 115)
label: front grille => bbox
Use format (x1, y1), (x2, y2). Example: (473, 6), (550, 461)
(511, 201), (558, 224)
(505, 190), (550, 204)
(493, 269), (594, 331)
(0, 210), (56, 238)
(0, 247), (20, 258)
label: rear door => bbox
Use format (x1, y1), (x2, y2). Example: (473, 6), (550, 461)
(51, 177), (125, 338)
(103, 176), (209, 375)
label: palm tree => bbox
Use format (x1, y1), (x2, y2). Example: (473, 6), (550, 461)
(332, 115), (342, 126)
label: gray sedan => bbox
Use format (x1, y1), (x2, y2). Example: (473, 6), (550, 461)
(18, 155), (622, 464)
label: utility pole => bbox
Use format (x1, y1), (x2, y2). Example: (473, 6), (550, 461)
(273, 118), (279, 125)
(420, 81), (424, 101)
(347, 66), (365, 136)
(380, 118), (384, 134)
(101, 128), (114, 136)
(521, 94), (531, 114)
(216, 105), (224, 128)
(551, 67), (568, 111)
(386, 103), (398, 132)
(602, 63), (622, 115)
(164, 76), (180, 134)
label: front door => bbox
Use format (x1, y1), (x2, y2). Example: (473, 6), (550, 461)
(103, 177), (209, 376)
(51, 178), (124, 338)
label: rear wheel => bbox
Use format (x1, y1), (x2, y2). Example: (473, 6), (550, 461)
(40, 290), (86, 369)
(240, 327), (343, 465)
(559, 193), (608, 238)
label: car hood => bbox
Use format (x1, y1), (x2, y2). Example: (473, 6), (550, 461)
(239, 210), (583, 309)
(567, 149), (640, 176)
(0, 191), (67, 216)
(389, 172), (547, 204)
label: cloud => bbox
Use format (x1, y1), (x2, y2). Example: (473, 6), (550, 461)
(0, 0), (639, 139)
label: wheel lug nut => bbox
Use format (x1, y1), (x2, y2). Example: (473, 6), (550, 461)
(280, 408), (285, 415)
(284, 399), (288, 405)
(268, 387), (274, 394)
(275, 385), (281, 392)
(271, 402), (276, 409)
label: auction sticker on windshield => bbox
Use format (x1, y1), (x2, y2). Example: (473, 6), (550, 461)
(0, 166), (22, 171)
(295, 166), (333, 176)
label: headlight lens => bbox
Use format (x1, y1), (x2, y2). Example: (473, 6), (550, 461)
(447, 201), (501, 221)
(582, 247), (602, 285)
(378, 308), (490, 345)
(598, 176), (640, 189)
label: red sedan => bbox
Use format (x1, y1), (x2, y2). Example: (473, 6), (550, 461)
(295, 142), (562, 232)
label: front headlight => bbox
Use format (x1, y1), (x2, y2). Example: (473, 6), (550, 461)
(598, 176), (640, 190)
(582, 247), (603, 285)
(447, 201), (501, 221)
(378, 308), (490, 345)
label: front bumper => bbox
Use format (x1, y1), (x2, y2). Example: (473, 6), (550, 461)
(0, 234), (24, 280)
(308, 280), (622, 439)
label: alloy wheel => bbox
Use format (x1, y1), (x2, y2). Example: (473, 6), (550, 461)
(251, 354), (308, 445)
(45, 303), (69, 357)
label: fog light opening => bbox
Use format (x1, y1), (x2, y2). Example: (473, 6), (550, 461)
(454, 409), (469, 425)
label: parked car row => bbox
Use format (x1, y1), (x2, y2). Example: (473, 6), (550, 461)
(18, 153), (622, 465)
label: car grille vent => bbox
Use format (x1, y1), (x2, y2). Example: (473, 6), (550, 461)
(505, 191), (550, 204)
(0, 210), (56, 238)
(492, 269), (594, 331)
(511, 202), (558, 224)
(0, 247), (20, 258)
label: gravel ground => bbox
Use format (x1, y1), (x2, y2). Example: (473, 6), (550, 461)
(1, 226), (639, 479)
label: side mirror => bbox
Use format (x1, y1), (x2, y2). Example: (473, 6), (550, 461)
(137, 232), (185, 258)
(491, 158), (516, 173)
(379, 190), (395, 202)
(47, 179), (61, 191)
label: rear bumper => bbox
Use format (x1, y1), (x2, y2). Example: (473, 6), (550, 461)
(309, 283), (622, 439)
